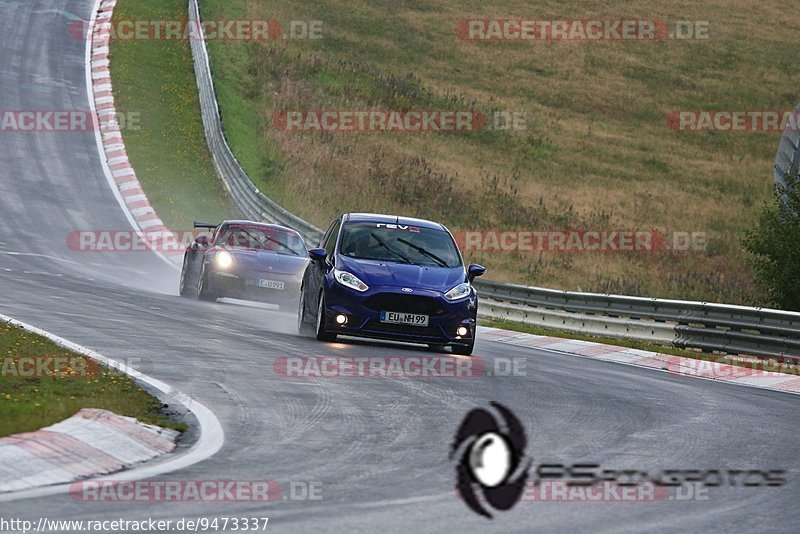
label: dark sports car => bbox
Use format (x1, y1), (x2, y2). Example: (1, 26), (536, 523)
(298, 213), (485, 355)
(179, 220), (308, 308)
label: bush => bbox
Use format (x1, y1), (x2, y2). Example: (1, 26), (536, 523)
(743, 171), (800, 310)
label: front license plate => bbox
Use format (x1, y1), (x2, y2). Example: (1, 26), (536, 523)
(380, 311), (429, 327)
(257, 279), (285, 290)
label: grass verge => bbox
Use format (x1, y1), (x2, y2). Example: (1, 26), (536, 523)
(480, 317), (800, 376)
(110, 0), (238, 230)
(197, 0), (799, 305)
(109, 0), (797, 305)
(0, 321), (186, 437)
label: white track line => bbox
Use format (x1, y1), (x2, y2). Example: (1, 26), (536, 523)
(0, 0), (225, 502)
(0, 314), (224, 502)
(481, 327), (800, 397)
(84, 0), (180, 271)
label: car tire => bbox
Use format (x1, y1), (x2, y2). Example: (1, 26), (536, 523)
(197, 264), (217, 302)
(297, 289), (314, 336)
(179, 254), (196, 297)
(315, 292), (337, 342)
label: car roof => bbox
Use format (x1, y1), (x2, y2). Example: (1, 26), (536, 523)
(342, 213), (446, 231)
(220, 220), (300, 234)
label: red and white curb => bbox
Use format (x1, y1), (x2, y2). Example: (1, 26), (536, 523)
(0, 409), (178, 493)
(0, 0), (224, 501)
(87, 0), (180, 268)
(0, 312), (223, 503)
(480, 327), (800, 396)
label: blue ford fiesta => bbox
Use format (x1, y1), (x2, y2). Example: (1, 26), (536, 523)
(298, 213), (485, 355)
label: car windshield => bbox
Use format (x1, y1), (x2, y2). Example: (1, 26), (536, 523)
(340, 222), (462, 267)
(215, 224), (306, 256)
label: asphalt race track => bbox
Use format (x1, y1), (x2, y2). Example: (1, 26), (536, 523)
(0, 2), (798, 532)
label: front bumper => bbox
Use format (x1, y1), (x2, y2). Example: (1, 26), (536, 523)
(322, 281), (477, 345)
(208, 268), (301, 305)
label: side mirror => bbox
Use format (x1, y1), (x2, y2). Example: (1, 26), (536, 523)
(194, 235), (210, 248)
(309, 248), (327, 264)
(468, 264), (486, 283)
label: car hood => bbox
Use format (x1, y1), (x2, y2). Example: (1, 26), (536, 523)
(336, 255), (466, 291)
(220, 247), (308, 274)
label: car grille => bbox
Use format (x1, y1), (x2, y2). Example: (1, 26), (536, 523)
(363, 293), (447, 316)
(364, 321), (441, 337)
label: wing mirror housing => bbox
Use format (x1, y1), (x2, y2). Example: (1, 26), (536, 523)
(468, 264), (486, 283)
(309, 248), (327, 264)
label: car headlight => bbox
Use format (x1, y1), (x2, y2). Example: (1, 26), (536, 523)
(216, 250), (233, 269)
(444, 282), (471, 301)
(334, 269), (369, 292)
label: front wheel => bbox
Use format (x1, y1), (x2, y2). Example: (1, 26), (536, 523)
(315, 293), (337, 342)
(197, 264), (217, 302)
(297, 289), (314, 336)
(179, 254), (196, 297)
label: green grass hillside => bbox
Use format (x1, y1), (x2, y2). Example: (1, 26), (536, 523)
(113, 0), (800, 304)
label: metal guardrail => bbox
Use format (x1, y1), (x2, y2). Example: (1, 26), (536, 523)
(774, 104), (800, 193)
(188, 0), (800, 360)
(476, 281), (800, 362)
(188, 0), (324, 246)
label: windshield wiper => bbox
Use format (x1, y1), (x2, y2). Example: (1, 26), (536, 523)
(397, 238), (449, 267)
(370, 233), (413, 264)
(237, 229), (299, 255)
(233, 228), (266, 251)
(261, 233), (300, 255)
